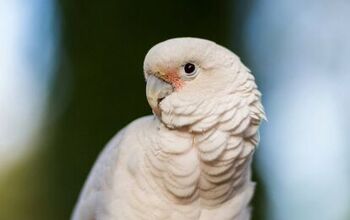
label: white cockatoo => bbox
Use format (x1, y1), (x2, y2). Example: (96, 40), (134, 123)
(72, 38), (265, 220)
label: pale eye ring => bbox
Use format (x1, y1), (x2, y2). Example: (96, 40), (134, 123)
(183, 63), (197, 76)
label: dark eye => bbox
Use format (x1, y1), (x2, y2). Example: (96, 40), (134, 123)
(184, 63), (196, 75)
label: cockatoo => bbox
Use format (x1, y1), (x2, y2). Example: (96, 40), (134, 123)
(72, 37), (265, 220)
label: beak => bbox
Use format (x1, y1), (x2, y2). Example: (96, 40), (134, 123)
(146, 74), (173, 116)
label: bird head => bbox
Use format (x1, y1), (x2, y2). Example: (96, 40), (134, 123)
(144, 37), (264, 131)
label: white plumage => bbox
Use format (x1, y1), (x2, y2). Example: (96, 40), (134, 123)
(72, 38), (265, 220)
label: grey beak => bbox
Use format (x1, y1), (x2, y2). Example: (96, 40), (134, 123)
(146, 75), (173, 116)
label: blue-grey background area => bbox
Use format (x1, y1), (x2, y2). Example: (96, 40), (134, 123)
(0, 0), (349, 219)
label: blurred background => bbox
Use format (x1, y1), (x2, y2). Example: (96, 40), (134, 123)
(0, 0), (349, 219)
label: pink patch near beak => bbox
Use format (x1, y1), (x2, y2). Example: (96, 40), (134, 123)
(164, 70), (184, 90)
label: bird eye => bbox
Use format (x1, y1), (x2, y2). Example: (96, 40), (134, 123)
(184, 63), (196, 76)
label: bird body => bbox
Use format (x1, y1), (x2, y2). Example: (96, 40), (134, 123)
(72, 38), (265, 220)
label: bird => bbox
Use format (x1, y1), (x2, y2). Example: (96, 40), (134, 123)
(72, 37), (265, 220)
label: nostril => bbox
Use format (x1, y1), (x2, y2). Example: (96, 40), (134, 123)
(157, 97), (165, 105)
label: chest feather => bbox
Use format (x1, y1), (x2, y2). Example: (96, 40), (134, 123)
(144, 128), (255, 206)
